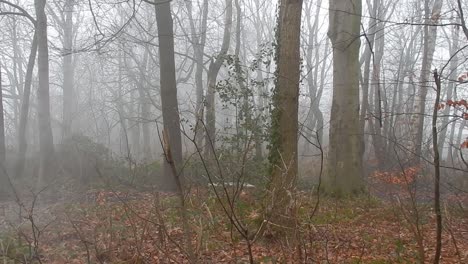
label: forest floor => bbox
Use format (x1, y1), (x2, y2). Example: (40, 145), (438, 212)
(0, 187), (467, 263)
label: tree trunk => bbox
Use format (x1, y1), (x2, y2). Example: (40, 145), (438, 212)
(326, 0), (364, 195)
(252, 0), (266, 160)
(154, 0), (184, 190)
(369, 9), (387, 170)
(205, 0), (232, 157)
(35, 0), (55, 186)
(130, 89), (141, 159)
(234, 0), (251, 151)
(154, 1), (194, 260)
(304, 0), (325, 151)
(139, 49), (152, 160)
(438, 24), (459, 157)
(15, 33), (38, 179)
(62, 0), (75, 139)
(0, 60), (7, 198)
(411, 0), (442, 161)
(11, 19), (22, 133)
(0, 62), (5, 164)
(186, 0), (208, 148)
(267, 0), (303, 236)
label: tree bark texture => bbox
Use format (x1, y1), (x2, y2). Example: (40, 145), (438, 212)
(326, 0), (364, 195)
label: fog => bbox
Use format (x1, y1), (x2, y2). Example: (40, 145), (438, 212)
(0, 0), (467, 262)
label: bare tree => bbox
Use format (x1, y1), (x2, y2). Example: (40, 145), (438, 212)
(0, 60), (6, 198)
(411, 0), (442, 161)
(185, 0), (208, 147)
(326, 0), (364, 195)
(205, 0), (233, 157)
(62, 0), (76, 138)
(35, 0), (55, 187)
(154, 0), (184, 190)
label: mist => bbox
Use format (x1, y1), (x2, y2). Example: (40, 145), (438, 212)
(0, 0), (467, 262)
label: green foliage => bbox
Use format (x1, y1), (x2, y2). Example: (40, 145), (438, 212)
(267, 5), (282, 177)
(210, 47), (274, 187)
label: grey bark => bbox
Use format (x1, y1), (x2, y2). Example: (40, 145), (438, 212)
(35, 0), (55, 186)
(205, 0), (232, 157)
(411, 0), (442, 160)
(304, 0), (325, 148)
(62, 0), (75, 138)
(139, 49), (152, 160)
(438, 24), (459, 156)
(326, 0), (364, 195)
(154, 0), (184, 190)
(185, 0), (208, 148)
(0, 62), (5, 164)
(15, 33), (38, 179)
(0, 60), (6, 198)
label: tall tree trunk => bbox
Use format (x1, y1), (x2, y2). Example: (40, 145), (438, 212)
(326, 0), (364, 195)
(154, 0), (184, 190)
(130, 89), (141, 159)
(0, 63), (5, 164)
(11, 19), (21, 133)
(35, 0), (55, 186)
(186, 0), (208, 148)
(267, 0), (303, 236)
(234, 0), (251, 151)
(438, 24), (459, 156)
(139, 49), (152, 160)
(15, 33), (38, 179)
(62, 0), (75, 139)
(252, 0), (266, 160)
(369, 8), (387, 170)
(411, 0), (442, 161)
(0, 60), (7, 198)
(205, 0), (232, 157)
(359, 0), (378, 134)
(154, 1), (194, 260)
(304, 0), (324, 151)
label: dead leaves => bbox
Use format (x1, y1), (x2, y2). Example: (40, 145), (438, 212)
(2, 189), (467, 263)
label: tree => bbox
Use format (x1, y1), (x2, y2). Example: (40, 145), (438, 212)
(0, 60), (6, 198)
(205, 0), (232, 157)
(326, 0), (364, 195)
(154, 0), (184, 191)
(411, 0), (442, 161)
(303, 0), (327, 152)
(185, 0), (208, 147)
(0, 63), (5, 165)
(438, 22), (459, 156)
(267, 0), (303, 235)
(61, 0), (76, 138)
(35, 0), (55, 186)
(15, 33), (37, 179)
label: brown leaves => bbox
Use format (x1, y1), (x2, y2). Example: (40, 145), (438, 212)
(4, 189), (467, 263)
(372, 166), (420, 185)
(461, 139), (468, 149)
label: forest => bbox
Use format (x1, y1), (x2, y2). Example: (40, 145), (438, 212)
(0, 0), (467, 263)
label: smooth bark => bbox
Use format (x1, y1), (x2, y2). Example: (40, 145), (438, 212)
(205, 0), (232, 157)
(62, 0), (75, 138)
(15, 33), (38, 179)
(154, 0), (184, 190)
(35, 0), (55, 186)
(411, 0), (442, 160)
(326, 0), (364, 195)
